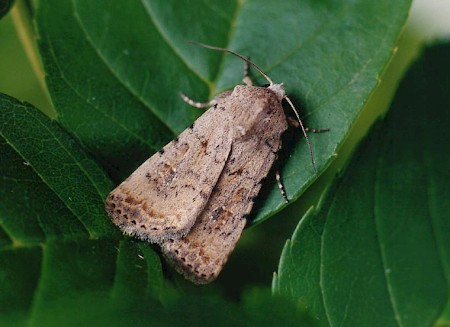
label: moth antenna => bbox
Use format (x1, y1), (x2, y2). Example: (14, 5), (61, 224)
(189, 41), (274, 86)
(284, 95), (318, 175)
(191, 41), (319, 175)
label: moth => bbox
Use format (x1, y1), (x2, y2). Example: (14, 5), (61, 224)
(105, 43), (321, 284)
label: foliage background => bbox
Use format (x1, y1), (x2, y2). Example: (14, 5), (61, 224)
(0, 0), (449, 326)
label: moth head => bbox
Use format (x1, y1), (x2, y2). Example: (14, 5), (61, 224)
(190, 41), (320, 175)
(268, 83), (285, 101)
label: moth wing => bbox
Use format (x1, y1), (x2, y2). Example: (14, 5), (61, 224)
(161, 87), (288, 283)
(106, 103), (233, 243)
(160, 136), (278, 283)
(161, 140), (288, 284)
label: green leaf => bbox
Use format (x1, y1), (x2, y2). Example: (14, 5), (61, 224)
(0, 94), (115, 239)
(0, 95), (164, 324)
(35, 0), (412, 221)
(28, 238), (164, 326)
(4, 284), (318, 327)
(273, 43), (450, 326)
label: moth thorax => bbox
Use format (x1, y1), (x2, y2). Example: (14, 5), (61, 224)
(268, 83), (285, 101)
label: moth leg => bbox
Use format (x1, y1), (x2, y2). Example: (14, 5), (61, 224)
(287, 117), (330, 133)
(243, 57), (253, 86)
(275, 170), (289, 203)
(304, 127), (330, 133)
(179, 92), (217, 108)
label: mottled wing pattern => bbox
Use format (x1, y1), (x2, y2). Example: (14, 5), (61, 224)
(106, 96), (233, 243)
(161, 86), (288, 284)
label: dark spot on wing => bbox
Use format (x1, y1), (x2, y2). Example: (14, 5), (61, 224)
(210, 207), (224, 220)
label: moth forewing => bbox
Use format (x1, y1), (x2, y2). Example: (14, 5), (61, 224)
(105, 101), (234, 243)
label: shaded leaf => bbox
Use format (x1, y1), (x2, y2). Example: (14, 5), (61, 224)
(0, 94), (115, 239)
(0, 0), (14, 20)
(4, 286), (318, 327)
(35, 0), (412, 221)
(273, 43), (450, 326)
(0, 95), (164, 324)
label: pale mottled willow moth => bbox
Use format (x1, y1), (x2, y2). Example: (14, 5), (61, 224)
(106, 43), (322, 284)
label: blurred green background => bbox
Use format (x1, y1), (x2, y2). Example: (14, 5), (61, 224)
(0, 12), (53, 115)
